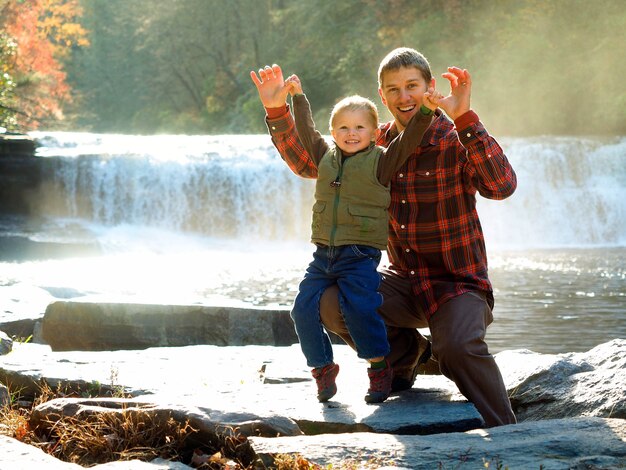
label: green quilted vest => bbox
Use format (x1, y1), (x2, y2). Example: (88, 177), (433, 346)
(311, 145), (390, 250)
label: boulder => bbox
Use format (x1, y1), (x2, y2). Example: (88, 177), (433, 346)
(41, 301), (298, 351)
(0, 134), (39, 216)
(0, 319), (39, 343)
(0, 133), (36, 157)
(502, 339), (626, 421)
(0, 383), (9, 407)
(250, 417), (626, 469)
(0, 330), (12, 355)
(29, 397), (302, 440)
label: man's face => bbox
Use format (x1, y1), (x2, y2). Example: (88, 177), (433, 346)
(378, 66), (435, 131)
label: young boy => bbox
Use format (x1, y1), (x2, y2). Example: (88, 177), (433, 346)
(251, 69), (440, 403)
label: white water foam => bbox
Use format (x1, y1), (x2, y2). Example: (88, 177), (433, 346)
(26, 132), (626, 250)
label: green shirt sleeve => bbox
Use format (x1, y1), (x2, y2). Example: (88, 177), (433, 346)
(377, 112), (433, 186)
(291, 94), (330, 168)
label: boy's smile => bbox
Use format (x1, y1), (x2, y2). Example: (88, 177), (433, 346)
(330, 109), (377, 156)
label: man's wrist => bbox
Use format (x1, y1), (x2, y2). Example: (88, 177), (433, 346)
(454, 110), (479, 130)
(265, 104), (288, 119)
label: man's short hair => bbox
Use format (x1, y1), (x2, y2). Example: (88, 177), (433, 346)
(378, 47), (432, 86)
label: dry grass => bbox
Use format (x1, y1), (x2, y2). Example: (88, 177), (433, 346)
(271, 453), (395, 469)
(0, 381), (259, 468)
(1, 381), (397, 469)
(35, 410), (197, 466)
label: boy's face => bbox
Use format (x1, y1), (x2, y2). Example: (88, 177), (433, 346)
(330, 109), (377, 156)
(378, 66), (435, 131)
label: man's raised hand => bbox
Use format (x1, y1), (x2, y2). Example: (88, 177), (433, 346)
(438, 66), (472, 121)
(250, 64), (291, 108)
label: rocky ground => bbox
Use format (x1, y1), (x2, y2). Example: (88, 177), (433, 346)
(1, 302), (625, 468)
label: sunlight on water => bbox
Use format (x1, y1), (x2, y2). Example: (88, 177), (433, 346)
(490, 251), (626, 278)
(1, 233), (623, 354)
(487, 247), (625, 353)
(1, 232), (312, 308)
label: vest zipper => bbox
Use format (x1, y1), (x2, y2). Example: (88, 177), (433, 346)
(329, 163), (344, 246)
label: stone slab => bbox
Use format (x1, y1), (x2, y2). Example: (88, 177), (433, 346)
(41, 301), (299, 350)
(0, 435), (192, 469)
(2, 341), (626, 469)
(250, 417), (626, 469)
(0, 343), (481, 435)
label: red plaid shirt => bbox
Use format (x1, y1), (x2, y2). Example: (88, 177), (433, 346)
(267, 107), (517, 318)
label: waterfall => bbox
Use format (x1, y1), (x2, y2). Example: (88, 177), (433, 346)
(30, 132), (625, 249)
(479, 136), (625, 248)
(32, 132), (315, 242)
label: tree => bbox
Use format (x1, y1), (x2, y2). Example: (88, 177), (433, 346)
(68, 0), (288, 134)
(22, 0), (626, 135)
(0, 32), (18, 130)
(0, 0), (88, 130)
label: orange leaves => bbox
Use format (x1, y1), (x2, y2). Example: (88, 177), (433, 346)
(1, 0), (89, 129)
(14, 418), (30, 442)
(39, 0), (90, 53)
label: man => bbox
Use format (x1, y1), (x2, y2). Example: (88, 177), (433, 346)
(250, 47), (517, 427)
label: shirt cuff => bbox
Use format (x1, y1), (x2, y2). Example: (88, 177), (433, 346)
(454, 110), (479, 131)
(265, 105), (288, 120)
(265, 104), (295, 134)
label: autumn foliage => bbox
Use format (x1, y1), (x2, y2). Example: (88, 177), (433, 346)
(0, 0), (88, 130)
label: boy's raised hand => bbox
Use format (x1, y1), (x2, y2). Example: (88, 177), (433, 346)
(423, 86), (443, 111)
(250, 64), (291, 108)
(284, 74), (303, 96)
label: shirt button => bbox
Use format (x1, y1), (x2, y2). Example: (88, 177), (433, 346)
(401, 200), (406, 204)
(410, 270), (415, 275)
(271, 126), (276, 130)
(398, 173), (404, 178)
(400, 225), (405, 229)
(466, 132), (471, 137)
(487, 154), (492, 158)
(425, 171), (430, 176)
(405, 248), (410, 253)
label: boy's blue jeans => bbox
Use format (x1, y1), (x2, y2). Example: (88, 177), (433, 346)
(290, 244), (391, 368)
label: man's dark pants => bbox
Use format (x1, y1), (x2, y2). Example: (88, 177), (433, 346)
(320, 268), (517, 427)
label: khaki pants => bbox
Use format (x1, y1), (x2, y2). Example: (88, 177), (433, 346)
(320, 268), (516, 427)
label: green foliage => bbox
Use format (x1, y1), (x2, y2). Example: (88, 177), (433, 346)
(0, 33), (18, 131)
(60, 0), (626, 135)
(83, 380), (102, 398)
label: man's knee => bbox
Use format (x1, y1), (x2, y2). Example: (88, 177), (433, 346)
(319, 284), (342, 331)
(433, 333), (486, 365)
(430, 294), (491, 365)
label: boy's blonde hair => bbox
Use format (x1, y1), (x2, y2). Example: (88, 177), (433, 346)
(329, 95), (379, 131)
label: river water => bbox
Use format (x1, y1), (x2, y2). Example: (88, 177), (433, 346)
(1, 132), (624, 354)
